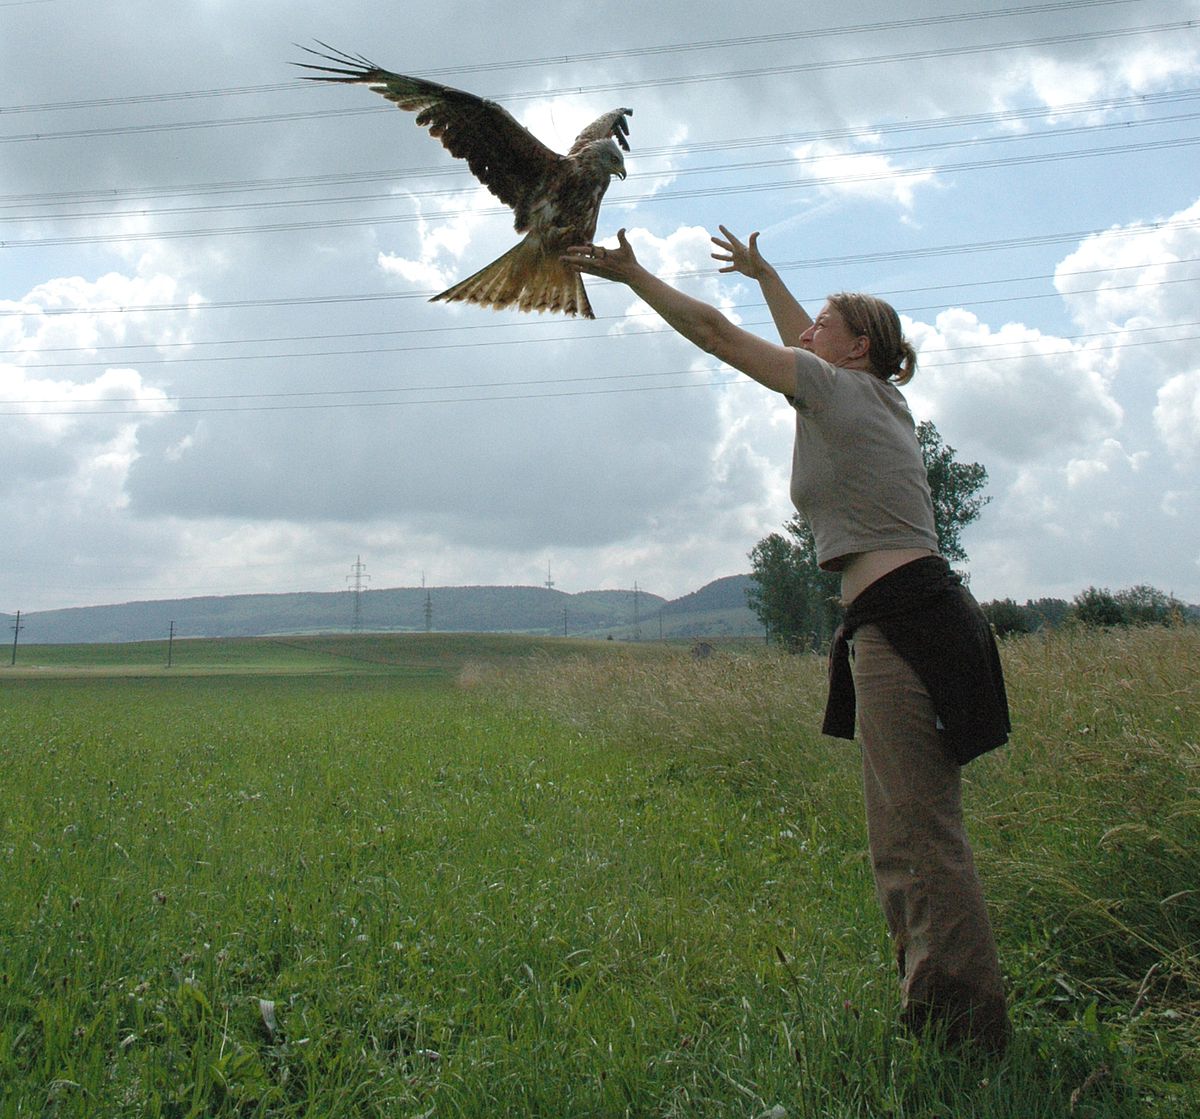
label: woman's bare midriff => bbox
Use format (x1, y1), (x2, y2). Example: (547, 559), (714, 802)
(838, 547), (939, 606)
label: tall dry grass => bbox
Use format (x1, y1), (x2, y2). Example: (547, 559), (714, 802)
(984, 626), (1199, 1015)
(501, 626), (1200, 1097)
(500, 643), (861, 824)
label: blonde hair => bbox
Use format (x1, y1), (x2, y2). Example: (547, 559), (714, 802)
(827, 292), (917, 385)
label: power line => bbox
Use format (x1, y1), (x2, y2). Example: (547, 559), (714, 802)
(5, 218), (1197, 319)
(5, 274), (1195, 376)
(6, 268), (1197, 374)
(5, 126), (1198, 249)
(6, 86), (1197, 212)
(1, 13), (1194, 422)
(0, 0), (1154, 116)
(3, 18), (1193, 145)
(4, 368), (717, 408)
(8, 108), (1200, 226)
(6, 326), (1197, 418)
(0, 378), (776, 417)
(5, 253), (1196, 361)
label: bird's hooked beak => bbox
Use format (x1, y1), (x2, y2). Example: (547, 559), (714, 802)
(614, 167), (627, 181)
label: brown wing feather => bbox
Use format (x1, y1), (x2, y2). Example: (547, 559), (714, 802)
(295, 43), (561, 221)
(569, 108), (633, 155)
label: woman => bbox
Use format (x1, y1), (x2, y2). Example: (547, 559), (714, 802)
(564, 227), (1011, 1052)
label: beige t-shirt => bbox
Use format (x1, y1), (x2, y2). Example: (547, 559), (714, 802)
(789, 349), (939, 571)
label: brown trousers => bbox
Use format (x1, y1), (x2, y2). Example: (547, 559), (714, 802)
(850, 624), (1010, 1051)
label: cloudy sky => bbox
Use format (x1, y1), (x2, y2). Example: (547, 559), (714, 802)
(3, 0), (1200, 615)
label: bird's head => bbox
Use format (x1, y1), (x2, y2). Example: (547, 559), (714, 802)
(607, 139), (628, 180)
(583, 138), (626, 180)
(610, 146), (627, 180)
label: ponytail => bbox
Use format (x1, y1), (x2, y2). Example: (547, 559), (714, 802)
(828, 292), (917, 385)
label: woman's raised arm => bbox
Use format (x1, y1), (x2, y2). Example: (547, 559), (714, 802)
(563, 229), (796, 397)
(710, 225), (813, 348)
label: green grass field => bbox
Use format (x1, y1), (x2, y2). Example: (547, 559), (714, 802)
(1, 628), (1196, 1117)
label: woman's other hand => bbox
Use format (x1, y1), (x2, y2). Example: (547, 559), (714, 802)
(710, 225), (770, 280)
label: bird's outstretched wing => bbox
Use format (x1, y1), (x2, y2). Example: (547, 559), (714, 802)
(295, 43), (561, 216)
(569, 108), (632, 155)
(294, 43), (633, 318)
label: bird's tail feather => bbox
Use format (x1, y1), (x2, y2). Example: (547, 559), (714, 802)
(431, 237), (594, 319)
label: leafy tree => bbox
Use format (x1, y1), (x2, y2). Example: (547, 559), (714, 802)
(748, 420), (990, 646)
(747, 517), (842, 650)
(1025, 597), (1071, 630)
(1070, 584), (1189, 628)
(1071, 586), (1126, 628)
(916, 420), (990, 564)
(1115, 584), (1184, 626)
(981, 598), (1035, 638)
(746, 531), (807, 646)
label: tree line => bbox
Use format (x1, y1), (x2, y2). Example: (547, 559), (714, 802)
(747, 421), (1195, 648)
(982, 584), (1195, 636)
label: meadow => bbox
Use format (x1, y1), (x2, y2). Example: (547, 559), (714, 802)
(0, 627), (1196, 1117)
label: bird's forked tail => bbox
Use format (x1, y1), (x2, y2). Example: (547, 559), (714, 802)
(431, 236), (594, 319)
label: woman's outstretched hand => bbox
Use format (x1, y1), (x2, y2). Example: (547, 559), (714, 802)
(710, 225), (770, 280)
(562, 228), (639, 283)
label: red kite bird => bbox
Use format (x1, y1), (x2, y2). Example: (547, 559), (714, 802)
(296, 44), (632, 319)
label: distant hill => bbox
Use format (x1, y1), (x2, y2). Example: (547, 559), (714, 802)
(8, 577), (764, 645)
(657, 574), (763, 639)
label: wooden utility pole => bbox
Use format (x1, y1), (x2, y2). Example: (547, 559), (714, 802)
(167, 620), (176, 668)
(9, 610), (22, 666)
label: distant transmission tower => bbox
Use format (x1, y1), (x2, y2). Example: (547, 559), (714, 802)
(346, 556), (370, 632)
(544, 562), (555, 591)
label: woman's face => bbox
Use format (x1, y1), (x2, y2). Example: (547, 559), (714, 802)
(799, 303), (869, 368)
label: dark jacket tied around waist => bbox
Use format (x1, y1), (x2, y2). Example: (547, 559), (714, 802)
(822, 556), (1011, 765)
